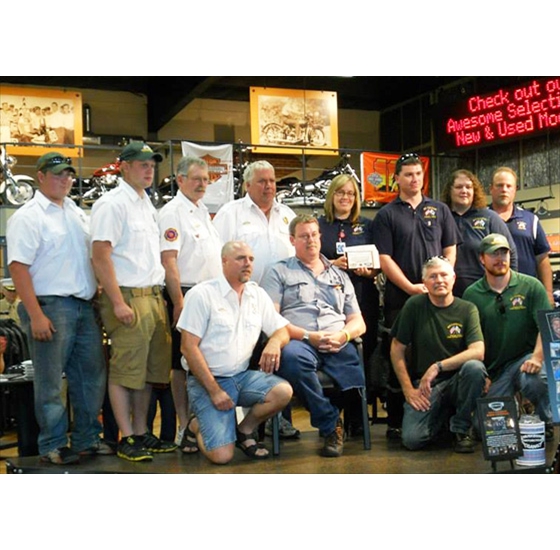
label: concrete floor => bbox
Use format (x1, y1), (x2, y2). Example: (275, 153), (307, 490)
(2, 405), (558, 474)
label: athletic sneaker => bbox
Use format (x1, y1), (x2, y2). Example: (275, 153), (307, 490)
(139, 432), (178, 453)
(41, 446), (80, 465)
(117, 435), (153, 462)
(265, 416), (301, 439)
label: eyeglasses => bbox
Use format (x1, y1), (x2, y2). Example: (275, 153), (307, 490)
(334, 190), (356, 198)
(295, 231), (320, 241)
(496, 293), (506, 315)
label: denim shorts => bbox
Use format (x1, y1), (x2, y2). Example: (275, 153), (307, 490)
(187, 369), (285, 451)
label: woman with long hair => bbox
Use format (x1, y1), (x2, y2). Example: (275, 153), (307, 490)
(441, 169), (517, 296)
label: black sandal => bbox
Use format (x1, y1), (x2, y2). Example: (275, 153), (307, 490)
(181, 415), (199, 454)
(235, 428), (270, 460)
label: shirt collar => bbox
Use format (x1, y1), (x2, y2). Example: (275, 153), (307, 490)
(177, 191), (207, 213)
(119, 177), (148, 203)
(216, 273), (257, 299)
(34, 190), (72, 211)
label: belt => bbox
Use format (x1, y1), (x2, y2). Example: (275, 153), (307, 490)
(120, 285), (162, 297)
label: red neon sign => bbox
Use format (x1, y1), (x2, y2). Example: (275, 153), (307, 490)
(439, 78), (560, 149)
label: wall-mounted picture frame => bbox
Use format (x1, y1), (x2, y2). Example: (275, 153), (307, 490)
(250, 87), (338, 155)
(0, 85), (83, 157)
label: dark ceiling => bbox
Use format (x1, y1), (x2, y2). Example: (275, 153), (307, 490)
(1, 76), (534, 134)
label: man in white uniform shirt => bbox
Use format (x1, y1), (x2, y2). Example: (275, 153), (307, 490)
(213, 160), (299, 438)
(177, 241), (293, 465)
(91, 142), (176, 462)
(8, 152), (106, 465)
(158, 155), (222, 451)
(213, 160), (296, 284)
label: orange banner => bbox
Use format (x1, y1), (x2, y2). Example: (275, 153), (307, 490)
(360, 152), (430, 203)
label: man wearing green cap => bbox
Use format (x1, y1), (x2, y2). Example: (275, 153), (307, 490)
(463, 233), (553, 435)
(91, 142), (176, 461)
(7, 152), (107, 464)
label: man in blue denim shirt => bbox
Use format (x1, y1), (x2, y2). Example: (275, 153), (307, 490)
(8, 152), (107, 465)
(262, 214), (366, 458)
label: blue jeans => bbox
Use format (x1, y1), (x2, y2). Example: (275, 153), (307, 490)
(402, 360), (487, 450)
(19, 297), (106, 455)
(278, 340), (365, 437)
(486, 353), (552, 423)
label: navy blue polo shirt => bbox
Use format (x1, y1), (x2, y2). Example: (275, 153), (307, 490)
(318, 215), (376, 304)
(452, 207), (518, 296)
(490, 205), (550, 278)
(372, 195), (460, 312)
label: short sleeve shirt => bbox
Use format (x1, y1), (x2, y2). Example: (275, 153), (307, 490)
(493, 205), (551, 278)
(391, 293), (483, 380)
(463, 271), (550, 379)
(372, 195), (460, 311)
(176, 275), (288, 377)
(7, 191), (97, 299)
(90, 179), (164, 287)
(158, 192), (222, 285)
(212, 195), (296, 283)
(261, 255), (361, 332)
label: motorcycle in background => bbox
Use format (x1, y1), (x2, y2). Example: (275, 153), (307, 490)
(0, 146), (35, 206)
(275, 154), (360, 207)
(262, 113), (326, 147)
(71, 161), (121, 207)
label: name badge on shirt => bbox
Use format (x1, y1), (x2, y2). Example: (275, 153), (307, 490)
(336, 242), (346, 255)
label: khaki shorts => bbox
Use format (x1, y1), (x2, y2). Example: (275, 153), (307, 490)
(99, 287), (171, 390)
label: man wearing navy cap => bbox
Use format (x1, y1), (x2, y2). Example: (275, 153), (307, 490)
(8, 152), (107, 464)
(91, 142), (176, 461)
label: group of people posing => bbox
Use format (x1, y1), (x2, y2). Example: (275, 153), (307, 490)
(5, 143), (555, 466)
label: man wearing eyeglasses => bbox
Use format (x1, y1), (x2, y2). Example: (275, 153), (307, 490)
(391, 256), (486, 453)
(463, 233), (553, 436)
(261, 214), (366, 458)
(372, 153), (460, 440)
(7, 152), (107, 464)
(158, 156), (223, 452)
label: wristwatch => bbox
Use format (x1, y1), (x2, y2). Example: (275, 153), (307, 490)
(302, 331), (310, 342)
(436, 361), (444, 374)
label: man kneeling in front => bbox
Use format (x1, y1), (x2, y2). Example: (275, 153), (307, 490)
(391, 256), (487, 453)
(177, 241), (293, 464)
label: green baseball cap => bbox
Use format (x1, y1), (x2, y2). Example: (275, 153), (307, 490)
(36, 152), (76, 174)
(479, 233), (511, 254)
(119, 142), (163, 163)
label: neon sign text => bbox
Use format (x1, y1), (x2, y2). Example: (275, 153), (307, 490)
(442, 78), (560, 149)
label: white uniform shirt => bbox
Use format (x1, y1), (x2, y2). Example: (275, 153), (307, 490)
(176, 274), (288, 377)
(90, 178), (164, 287)
(212, 195), (296, 283)
(7, 191), (97, 299)
(158, 191), (222, 286)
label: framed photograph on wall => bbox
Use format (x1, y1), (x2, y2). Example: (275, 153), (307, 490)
(0, 85), (83, 157)
(250, 87), (338, 155)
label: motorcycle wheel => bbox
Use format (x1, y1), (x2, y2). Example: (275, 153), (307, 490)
(308, 128), (326, 147)
(262, 123), (285, 144)
(2, 176), (34, 206)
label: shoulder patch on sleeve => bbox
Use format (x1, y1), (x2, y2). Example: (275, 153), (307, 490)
(164, 228), (179, 242)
